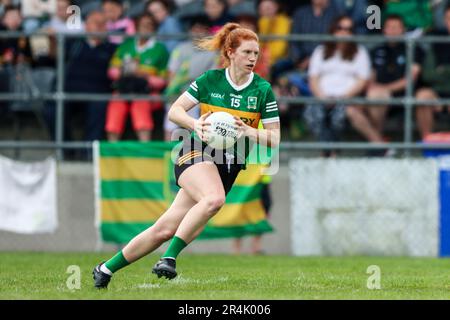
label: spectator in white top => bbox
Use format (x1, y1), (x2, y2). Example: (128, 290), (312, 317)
(304, 15), (381, 155)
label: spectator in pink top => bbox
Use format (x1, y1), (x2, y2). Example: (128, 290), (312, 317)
(102, 0), (135, 44)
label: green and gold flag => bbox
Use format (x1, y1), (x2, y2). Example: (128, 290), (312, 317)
(94, 141), (273, 244)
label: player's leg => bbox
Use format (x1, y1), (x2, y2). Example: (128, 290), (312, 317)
(93, 188), (197, 288)
(415, 88), (438, 140)
(152, 162), (226, 279)
(172, 162), (225, 243)
(122, 188), (198, 262)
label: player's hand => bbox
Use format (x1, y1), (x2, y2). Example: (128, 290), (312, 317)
(234, 116), (250, 139)
(194, 112), (212, 142)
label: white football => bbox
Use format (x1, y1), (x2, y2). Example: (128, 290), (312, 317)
(205, 111), (239, 149)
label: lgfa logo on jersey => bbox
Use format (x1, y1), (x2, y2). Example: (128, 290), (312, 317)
(247, 97), (257, 109)
(211, 93), (224, 99)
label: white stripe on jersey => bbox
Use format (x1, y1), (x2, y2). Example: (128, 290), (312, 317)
(266, 101), (277, 106)
(191, 81), (198, 88)
(184, 91), (199, 104)
(266, 106), (278, 111)
(190, 84), (198, 92)
(261, 116), (280, 124)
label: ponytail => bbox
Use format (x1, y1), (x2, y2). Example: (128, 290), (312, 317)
(196, 22), (258, 67)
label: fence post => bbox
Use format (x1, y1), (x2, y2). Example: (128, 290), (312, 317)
(55, 33), (65, 160)
(404, 38), (415, 156)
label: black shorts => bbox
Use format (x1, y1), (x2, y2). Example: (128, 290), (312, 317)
(174, 138), (244, 195)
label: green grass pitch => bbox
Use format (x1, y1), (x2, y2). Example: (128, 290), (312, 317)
(1, 252), (449, 299)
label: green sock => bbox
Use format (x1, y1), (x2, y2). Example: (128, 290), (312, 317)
(104, 250), (130, 273)
(162, 236), (187, 259)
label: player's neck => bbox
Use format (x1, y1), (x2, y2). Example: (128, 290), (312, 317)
(227, 66), (250, 86)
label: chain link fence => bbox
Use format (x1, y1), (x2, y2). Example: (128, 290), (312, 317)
(290, 157), (444, 257)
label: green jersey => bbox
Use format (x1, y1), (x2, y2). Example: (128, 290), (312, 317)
(185, 68), (279, 162)
(185, 68), (279, 127)
(110, 38), (169, 77)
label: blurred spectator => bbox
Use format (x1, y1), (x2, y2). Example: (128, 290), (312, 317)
(146, 0), (183, 52)
(43, 0), (84, 34)
(416, 5), (450, 140)
(227, 0), (255, 16)
(304, 16), (376, 156)
(0, 5), (32, 110)
(42, 11), (117, 158)
(281, 0), (339, 77)
(102, 0), (135, 44)
(226, 0), (242, 6)
(31, 0), (84, 68)
(367, 14), (424, 141)
(0, 5), (32, 66)
(204, 0), (234, 34)
(331, 0), (368, 34)
(1, 0), (20, 13)
(20, 0), (55, 32)
(432, 0), (448, 31)
(257, 0), (291, 68)
(163, 14), (218, 140)
(383, 0), (433, 34)
(236, 13), (271, 79)
(105, 13), (169, 142)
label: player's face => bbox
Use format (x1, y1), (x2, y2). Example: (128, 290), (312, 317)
(230, 40), (259, 74)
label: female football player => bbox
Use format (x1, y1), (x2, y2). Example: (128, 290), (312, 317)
(93, 22), (280, 288)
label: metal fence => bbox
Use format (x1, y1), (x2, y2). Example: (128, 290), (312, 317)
(1, 31), (450, 159)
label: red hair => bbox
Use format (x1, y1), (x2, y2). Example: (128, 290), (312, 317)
(196, 22), (259, 67)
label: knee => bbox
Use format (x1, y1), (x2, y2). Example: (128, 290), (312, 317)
(203, 194), (226, 215)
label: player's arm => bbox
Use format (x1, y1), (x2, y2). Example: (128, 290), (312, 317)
(235, 118), (280, 148)
(168, 93), (211, 141)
